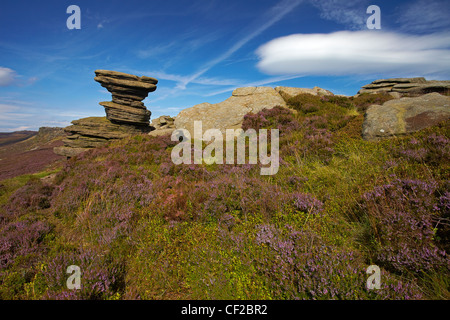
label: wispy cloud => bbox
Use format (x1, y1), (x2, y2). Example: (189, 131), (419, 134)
(176, 0), (304, 90)
(256, 30), (450, 78)
(205, 75), (305, 97)
(0, 67), (40, 87)
(137, 42), (178, 59)
(308, 0), (369, 30)
(0, 67), (17, 86)
(397, 0), (450, 33)
(0, 99), (74, 131)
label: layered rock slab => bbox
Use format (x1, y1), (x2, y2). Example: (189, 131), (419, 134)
(174, 87), (287, 134)
(359, 77), (450, 96)
(362, 93), (450, 140)
(54, 117), (151, 157)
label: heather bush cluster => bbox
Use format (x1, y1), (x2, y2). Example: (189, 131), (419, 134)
(0, 220), (52, 270)
(0, 91), (448, 300)
(253, 225), (423, 299)
(4, 177), (54, 215)
(393, 133), (450, 166)
(361, 178), (450, 274)
(242, 106), (302, 136)
(41, 249), (122, 300)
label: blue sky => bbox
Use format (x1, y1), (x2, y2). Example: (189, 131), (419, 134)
(0, 0), (449, 131)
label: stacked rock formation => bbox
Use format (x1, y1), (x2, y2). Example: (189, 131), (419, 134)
(358, 77), (450, 96)
(94, 70), (158, 125)
(54, 70), (158, 157)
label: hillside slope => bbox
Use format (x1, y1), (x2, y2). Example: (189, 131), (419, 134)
(0, 94), (448, 300)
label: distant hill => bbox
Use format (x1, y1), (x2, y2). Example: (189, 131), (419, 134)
(0, 130), (38, 147)
(0, 127), (66, 180)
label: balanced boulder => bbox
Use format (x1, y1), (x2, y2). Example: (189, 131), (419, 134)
(94, 70), (158, 126)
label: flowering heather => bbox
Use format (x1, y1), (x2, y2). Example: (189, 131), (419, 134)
(42, 249), (120, 300)
(290, 192), (323, 215)
(362, 178), (449, 273)
(0, 219), (51, 269)
(393, 133), (450, 166)
(253, 225), (422, 299)
(5, 178), (54, 215)
(241, 106), (302, 137)
(350, 92), (393, 113)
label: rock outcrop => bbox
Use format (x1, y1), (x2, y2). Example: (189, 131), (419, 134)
(358, 78), (450, 96)
(54, 117), (152, 157)
(54, 70), (158, 157)
(362, 93), (450, 141)
(174, 87), (287, 135)
(275, 86), (333, 98)
(94, 70), (158, 126)
(148, 115), (176, 137)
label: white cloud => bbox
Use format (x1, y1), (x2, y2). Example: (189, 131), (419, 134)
(0, 67), (17, 86)
(256, 31), (450, 77)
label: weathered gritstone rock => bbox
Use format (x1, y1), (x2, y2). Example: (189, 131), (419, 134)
(151, 115), (175, 130)
(174, 86), (287, 135)
(362, 93), (450, 140)
(54, 70), (159, 157)
(99, 101), (151, 125)
(358, 77), (450, 96)
(148, 115), (176, 137)
(54, 117), (152, 157)
(275, 86), (334, 98)
(94, 69), (158, 126)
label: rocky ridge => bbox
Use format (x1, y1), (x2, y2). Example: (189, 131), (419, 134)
(358, 77), (450, 96)
(54, 73), (450, 158)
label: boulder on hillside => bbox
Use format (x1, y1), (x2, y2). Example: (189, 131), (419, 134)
(174, 86), (287, 135)
(362, 93), (450, 141)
